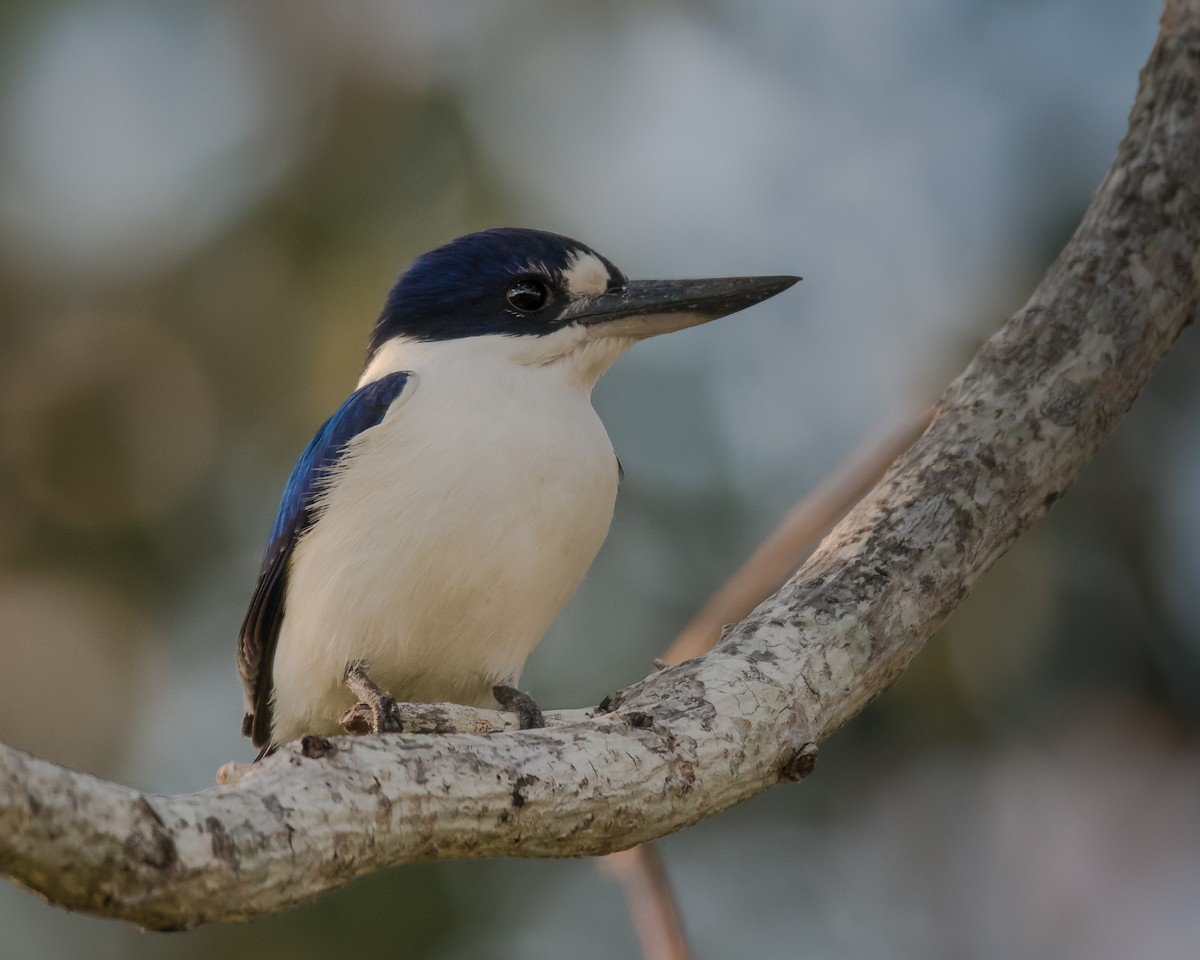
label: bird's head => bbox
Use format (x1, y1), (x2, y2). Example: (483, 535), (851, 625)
(364, 228), (799, 387)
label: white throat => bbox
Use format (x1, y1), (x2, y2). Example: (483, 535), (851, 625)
(359, 328), (634, 392)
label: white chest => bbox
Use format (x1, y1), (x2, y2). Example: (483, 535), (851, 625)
(269, 340), (621, 741)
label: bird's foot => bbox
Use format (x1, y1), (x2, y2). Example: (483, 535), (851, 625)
(493, 684), (545, 730)
(341, 660), (403, 735)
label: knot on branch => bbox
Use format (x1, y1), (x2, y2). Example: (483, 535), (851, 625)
(300, 735), (336, 759)
(779, 743), (819, 782)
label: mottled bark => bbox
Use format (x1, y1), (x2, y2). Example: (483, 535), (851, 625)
(3, 0), (1200, 932)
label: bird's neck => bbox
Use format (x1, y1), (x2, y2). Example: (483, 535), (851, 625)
(359, 333), (634, 393)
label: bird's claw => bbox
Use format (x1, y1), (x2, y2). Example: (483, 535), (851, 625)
(493, 684), (545, 729)
(339, 697), (402, 735)
(342, 660), (403, 735)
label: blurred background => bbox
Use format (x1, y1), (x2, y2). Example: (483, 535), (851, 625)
(0, 0), (1196, 957)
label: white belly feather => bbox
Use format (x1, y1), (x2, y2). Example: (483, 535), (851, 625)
(269, 339), (620, 743)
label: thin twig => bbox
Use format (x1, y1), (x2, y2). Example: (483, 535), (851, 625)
(603, 405), (933, 960)
(666, 407), (935, 665)
(601, 845), (692, 960)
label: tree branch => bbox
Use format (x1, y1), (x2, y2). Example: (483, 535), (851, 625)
(4, 0), (1200, 931)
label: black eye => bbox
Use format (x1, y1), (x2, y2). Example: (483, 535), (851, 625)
(507, 278), (549, 312)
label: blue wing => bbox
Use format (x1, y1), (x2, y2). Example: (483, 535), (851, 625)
(238, 371), (411, 749)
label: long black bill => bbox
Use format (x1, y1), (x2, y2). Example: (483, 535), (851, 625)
(572, 275), (800, 340)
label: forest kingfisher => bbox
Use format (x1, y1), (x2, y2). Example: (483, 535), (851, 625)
(238, 227), (799, 754)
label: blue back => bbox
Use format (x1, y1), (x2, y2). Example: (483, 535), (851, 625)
(237, 370), (410, 748)
(267, 372), (410, 548)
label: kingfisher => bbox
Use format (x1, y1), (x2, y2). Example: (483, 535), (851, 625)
(238, 227), (798, 754)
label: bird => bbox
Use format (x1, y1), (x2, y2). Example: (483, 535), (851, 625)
(238, 227), (799, 755)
